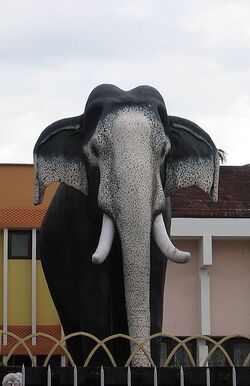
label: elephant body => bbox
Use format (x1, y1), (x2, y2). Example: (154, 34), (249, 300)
(34, 84), (221, 366)
(40, 184), (168, 365)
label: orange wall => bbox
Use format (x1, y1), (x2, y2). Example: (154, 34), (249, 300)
(0, 164), (57, 208)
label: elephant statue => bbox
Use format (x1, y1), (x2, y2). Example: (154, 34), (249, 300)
(33, 84), (221, 367)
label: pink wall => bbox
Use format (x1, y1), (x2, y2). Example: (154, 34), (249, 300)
(210, 239), (250, 335)
(162, 239), (200, 336)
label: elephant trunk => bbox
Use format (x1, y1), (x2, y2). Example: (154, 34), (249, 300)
(117, 209), (152, 367)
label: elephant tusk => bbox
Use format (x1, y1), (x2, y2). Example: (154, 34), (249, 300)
(153, 214), (191, 263)
(92, 213), (115, 264)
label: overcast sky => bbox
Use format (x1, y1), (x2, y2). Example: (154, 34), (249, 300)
(0, 0), (249, 165)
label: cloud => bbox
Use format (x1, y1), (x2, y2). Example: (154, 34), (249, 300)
(0, 0), (249, 165)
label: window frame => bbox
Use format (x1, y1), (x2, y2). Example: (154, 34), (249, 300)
(8, 229), (32, 260)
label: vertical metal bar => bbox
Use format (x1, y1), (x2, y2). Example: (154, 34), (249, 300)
(47, 365), (51, 386)
(74, 365), (78, 386)
(127, 366), (131, 386)
(180, 366), (184, 386)
(206, 367), (210, 386)
(154, 367), (158, 386)
(100, 366), (104, 386)
(232, 366), (237, 386)
(31, 229), (37, 345)
(60, 325), (66, 366)
(3, 229), (8, 345)
(22, 364), (25, 386)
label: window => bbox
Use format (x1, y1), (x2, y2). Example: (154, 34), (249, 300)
(161, 338), (196, 367)
(8, 230), (32, 259)
(208, 338), (250, 366)
(208, 340), (226, 367)
(234, 341), (250, 366)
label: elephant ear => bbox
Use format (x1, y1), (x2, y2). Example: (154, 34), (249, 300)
(165, 116), (220, 202)
(33, 115), (88, 205)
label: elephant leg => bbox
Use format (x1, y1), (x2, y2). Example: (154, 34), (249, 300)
(40, 188), (113, 365)
(41, 241), (113, 366)
(77, 260), (113, 366)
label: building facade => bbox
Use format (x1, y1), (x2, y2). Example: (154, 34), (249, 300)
(0, 164), (250, 366)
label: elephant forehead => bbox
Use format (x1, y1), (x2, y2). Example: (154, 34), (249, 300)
(93, 105), (166, 168)
(112, 110), (152, 146)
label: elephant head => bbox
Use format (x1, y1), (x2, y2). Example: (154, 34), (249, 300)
(34, 84), (220, 366)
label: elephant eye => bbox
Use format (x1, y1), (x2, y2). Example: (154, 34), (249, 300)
(160, 145), (168, 160)
(160, 140), (171, 162)
(161, 147), (166, 158)
(91, 143), (99, 158)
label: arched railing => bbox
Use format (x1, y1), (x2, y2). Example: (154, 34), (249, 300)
(1, 330), (250, 367)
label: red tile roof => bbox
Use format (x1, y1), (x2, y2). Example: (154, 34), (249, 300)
(171, 166), (250, 218)
(0, 207), (48, 228)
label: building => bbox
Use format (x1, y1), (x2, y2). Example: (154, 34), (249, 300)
(0, 164), (250, 366)
(0, 164), (60, 366)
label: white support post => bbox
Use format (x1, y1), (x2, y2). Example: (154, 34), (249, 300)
(3, 229), (8, 346)
(197, 339), (209, 367)
(199, 235), (213, 268)
(199, 236), (212, 336)
(199, 268), (211, 335)
(32, 229), (37, 345)
(197, 235), (211, 366)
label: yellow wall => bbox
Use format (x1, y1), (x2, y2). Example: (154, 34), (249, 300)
(7, 260), (59, 326)
(36, 261), (59, 325)
(8, 260), (32, 325)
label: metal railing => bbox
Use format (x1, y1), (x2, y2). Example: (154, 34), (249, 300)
(1, 331), (250, 367)
(1, 331), (250, 385)
(1, 364), (241, 386)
